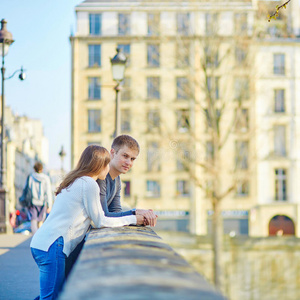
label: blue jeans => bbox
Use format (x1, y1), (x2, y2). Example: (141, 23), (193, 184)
(31, 236), (66, 300)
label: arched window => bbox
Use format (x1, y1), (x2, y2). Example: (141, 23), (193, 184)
(269, 215), (295, 236)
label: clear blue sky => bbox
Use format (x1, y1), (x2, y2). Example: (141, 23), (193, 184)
(0, 0), (83, 171)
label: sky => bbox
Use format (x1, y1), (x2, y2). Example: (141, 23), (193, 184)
(0, 0), (84, 171)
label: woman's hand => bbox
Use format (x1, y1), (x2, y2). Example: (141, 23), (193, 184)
(136, 215), (145, 226)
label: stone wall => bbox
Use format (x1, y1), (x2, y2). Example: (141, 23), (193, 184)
(159, 232), (300, 300)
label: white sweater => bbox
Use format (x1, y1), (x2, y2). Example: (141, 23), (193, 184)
(30, 176), (136, 256)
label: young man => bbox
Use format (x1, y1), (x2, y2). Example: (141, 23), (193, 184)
(97, 135), (157, 226)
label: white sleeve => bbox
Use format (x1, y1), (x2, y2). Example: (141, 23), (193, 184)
(83, 178), (136, 228)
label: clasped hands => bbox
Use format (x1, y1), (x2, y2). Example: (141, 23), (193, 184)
(135, 209), (158, 227)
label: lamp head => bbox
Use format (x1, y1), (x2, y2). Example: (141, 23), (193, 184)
(0, 19), (14, 56)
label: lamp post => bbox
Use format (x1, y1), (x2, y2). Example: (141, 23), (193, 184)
(0, 19), (25, 232)
(58, 145), (66, 176)
(110, 48), (127, 137)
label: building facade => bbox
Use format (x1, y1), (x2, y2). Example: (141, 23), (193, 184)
(71, 0), (300, 236)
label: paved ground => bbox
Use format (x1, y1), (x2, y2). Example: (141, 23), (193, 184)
(0, 233), (39, 300)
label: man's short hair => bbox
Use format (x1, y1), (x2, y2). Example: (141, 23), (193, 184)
(112, 135), (140, 153)
(34, 162), (43, 173)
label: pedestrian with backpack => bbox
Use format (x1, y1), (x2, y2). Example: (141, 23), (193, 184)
(19, 162), (53, 234)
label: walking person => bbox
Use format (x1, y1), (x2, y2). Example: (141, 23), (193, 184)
(19, 162), (53, 234)
(30, 145), (145, 300)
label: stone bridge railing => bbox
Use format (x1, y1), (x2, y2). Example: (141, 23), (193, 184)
(59, 226), (226, 300)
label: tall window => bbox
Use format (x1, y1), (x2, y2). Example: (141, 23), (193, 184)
(89, 14), (102, 35)
(275, 169), (287, 201)
(205, 109), (221, 131)
(235, 108), (249, 132)
(274, 54), (285, 75)
(176, 180), (190, 196)
(147, 44), (160, 67)
(235, 45), (247, 64)
(146, 180), (161, 197)
(274, 125), (286, 156)
(88, 77), (101, 100)
(176, 142), (190, 171)
(147, 142), (160, 172)
(88, 110), (101, 132)
(274, 89), (285, 113)
(121, 109), (131, 132)
(234, 77), (249, 101)
(206, 141), (214, 161)
(148, 13), (160, 36)
(147, 77), (160, 99)
(177, 109), (190, 132)
(234, 13), (247, 35)
(207, 76), (220, 100)
(205, 46), (219, 68)
(177, 13), (190, 36)
(235, 141), (249, 169)
(176, 41), (190, 67)
(205, 13), (218, 36)
(88, 45), (101, 67)
(236, 180), (249, 197)
(147, 110), (160, 131)
(176, 77), (189, 100)
(121, 77), (131, 101)
(117, 44), (130, 65)
(118, 13), (130, 35)
(123, 181), (131, 197)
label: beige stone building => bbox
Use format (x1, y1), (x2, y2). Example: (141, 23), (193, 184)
(71, 0), (300, 236)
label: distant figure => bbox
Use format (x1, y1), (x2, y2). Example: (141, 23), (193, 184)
(20, 162), (53, 234)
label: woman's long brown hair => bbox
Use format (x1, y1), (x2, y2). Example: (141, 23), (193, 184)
(55, 145), (110, 195)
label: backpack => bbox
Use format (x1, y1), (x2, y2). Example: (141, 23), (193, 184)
(19, 175), (33, 208)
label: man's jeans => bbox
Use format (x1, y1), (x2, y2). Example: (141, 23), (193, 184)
(31, 236), (66, 300)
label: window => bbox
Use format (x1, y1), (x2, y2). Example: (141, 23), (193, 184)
(274, 89), (285, 113)
(207, 76), (220, 100)
(176, 143), (190, 171)
(176, 41), (190, 67)
(235, 108), (249, 132)
(118, 13), (130, 35)
(123, 181), (131, 197)
(235, 141), (249, 169)
(206, 141), (214, 161)
(176, 77), (189, 100)
(235, 46), (247, 64)
(274, 54), (285, 75)
(274, 125), (286, 156)
(236, 181), (249, 197)
(147, 110), (160, 131)
(234, 13), (247, 35)
(147, 142), (160, 172)
(147, 44), (160, 67)
(89, 14), (102, 35)
(148, 13), (160, 36)
(205, 109), (221, 131)
(205, 46), (219, 68)
(146, 180), (161, 197)
(121, 77), (131, 101)
(275, 169), (287, 201)
(177, 109), (190, 132)
(206, 180), (215, 197)
(121, 109), (131, 132)
(88, 45), (101, 67)
(117, 44), (130, 65)
(88, 110), (101, 132)
(177, 13), (190, 36)
(205, 13), (218, 36)
(88, 77), (101, 100)
(234, 77), (249, 100)
(147, 77), (160, 99)
(176, 180), (190, 196)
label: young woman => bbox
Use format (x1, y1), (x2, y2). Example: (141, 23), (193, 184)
(31, 145), (144, 300)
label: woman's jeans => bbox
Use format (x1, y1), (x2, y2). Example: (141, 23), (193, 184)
(31, 236), (66, 300)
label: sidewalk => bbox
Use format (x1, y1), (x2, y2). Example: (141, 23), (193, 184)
(0, 233), (39, 300)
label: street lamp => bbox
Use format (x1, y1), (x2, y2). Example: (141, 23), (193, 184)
(110, 48), (127, 137)
(58, 145), (66, 175)
(0, 19), (25, 233)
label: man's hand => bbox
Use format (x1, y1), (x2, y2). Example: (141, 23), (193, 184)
(136, 215), (146, 226)
(136, 209), (158, 227)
